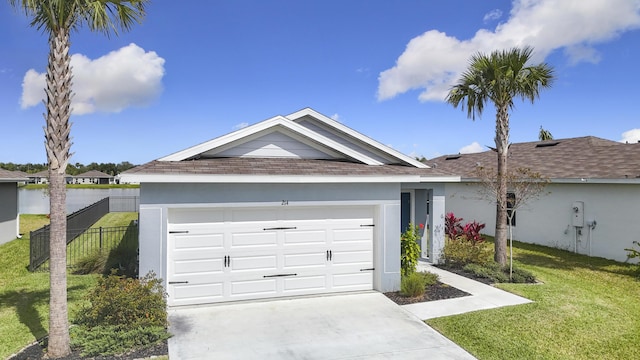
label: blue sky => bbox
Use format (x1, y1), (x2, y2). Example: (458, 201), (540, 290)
(1, 0), (639, 165)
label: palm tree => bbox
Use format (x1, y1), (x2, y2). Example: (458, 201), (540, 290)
(446, 46), (553, 266)
(539, 126), (554, 140)
(8, 1), (148, 357)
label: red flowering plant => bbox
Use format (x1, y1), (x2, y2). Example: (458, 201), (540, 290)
(463, 221), (486, 244)
(445, 212), (463, 240)
(445, 212), (486, 244)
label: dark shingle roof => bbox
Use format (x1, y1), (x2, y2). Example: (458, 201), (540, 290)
(76, 170), (113, 178)
(0, 168), (29, 181)
(429, 136), (640, 180)
(124, 158), (452, 177)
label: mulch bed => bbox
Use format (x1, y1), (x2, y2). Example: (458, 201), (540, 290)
(384, 281), (471, 305)
(8, 339), (168, 360)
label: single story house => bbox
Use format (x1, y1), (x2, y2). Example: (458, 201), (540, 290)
(0, 169), (28, 245)
(73, 170), (115, 185)
(429, 136), (640, 263)
(28, 170), (74, 184)
(121, 108), (458, 306)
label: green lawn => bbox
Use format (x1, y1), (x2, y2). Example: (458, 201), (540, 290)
(0, 213), (136, 359)
(428, 239), (640, 360)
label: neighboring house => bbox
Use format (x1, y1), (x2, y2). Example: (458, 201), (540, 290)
(28, 170), (74, 184)
(0, 169), (28, 245)
(74, 170), (115, 185)
(121, 108), (458, 306)
(429, 136), (640, 263)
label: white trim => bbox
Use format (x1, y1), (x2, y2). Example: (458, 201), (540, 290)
(287, 108), (429, 169)
(121, 173), (423, 184)
(460, 177), (640, 185)
(159, 116), (383, 165)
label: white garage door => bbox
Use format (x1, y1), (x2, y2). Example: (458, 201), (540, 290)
(167, 206), (374, 306)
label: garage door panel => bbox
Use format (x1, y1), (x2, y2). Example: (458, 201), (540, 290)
(332, 273), (373, 288)
(282, 230), (327, 245)
(231, 255), (277, 272)
(283, 275), (327, 292)
(231, 232), (277, 248)
(174, 258), (224, 275)
(231, 279), (277, 296)
(283, 251), (327, 268)
(172, 283), (224, 304)
(172, 234), (224, 250)
(332, 250), (373, 265)
(333, 228), (372, 242)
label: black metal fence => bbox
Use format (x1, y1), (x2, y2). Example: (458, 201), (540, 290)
(34, 223), (138, 271)
(29, 196), (140, 271)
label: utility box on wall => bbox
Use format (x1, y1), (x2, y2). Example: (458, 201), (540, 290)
(572, 201), (584, 227)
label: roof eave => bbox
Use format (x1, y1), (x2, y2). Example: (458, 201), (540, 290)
(119, 173), (423, 184)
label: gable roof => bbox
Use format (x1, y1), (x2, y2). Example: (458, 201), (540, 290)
(0, 169), (29, 182)
(428, 136), (640, 182)
(75, 170), (114, 178)
(121, 108), (461, 183)
(160, 108), (427, 168)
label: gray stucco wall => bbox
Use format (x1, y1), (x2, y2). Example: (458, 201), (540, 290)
(0, 183), (19, 245)
(140, 183), (400, 204)
(444, 182), (640, 263)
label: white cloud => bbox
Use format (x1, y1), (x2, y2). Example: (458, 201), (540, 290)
(330, 113), (341, 122)
(620, 129), (640, 143)
(459, 142), (484, 154)
(21, 43), (165, 115)
(378, 0), (640, 102)
(233, 122), (249, 130)
(483, 9), (503, 23)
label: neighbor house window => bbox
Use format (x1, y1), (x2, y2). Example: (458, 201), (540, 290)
(507, 192), (516, 226)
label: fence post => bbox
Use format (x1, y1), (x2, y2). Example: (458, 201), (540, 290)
(99, 227), (103, 250)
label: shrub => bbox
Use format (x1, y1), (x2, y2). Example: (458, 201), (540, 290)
(445, 212), (464, 240)
(70, 325), (170, 357)
(401, 223), (423, 277)
(510, 267), (537, 283)
(462, 262), (537, 283)
(463, 262), (509, 283)
(421, 271), (439, 286)
(462, 221), (486, 244)
(442, 237), (493, 268)
(625, 241), (640, 277)
(400, 272), (426, 297)
(72, 271), (169, 356)
(74, 271), (167, 329)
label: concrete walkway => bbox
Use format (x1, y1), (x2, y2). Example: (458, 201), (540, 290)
(401, 262), (533, 320)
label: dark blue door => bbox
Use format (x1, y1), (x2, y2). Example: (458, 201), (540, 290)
(401, 192), (411, 233)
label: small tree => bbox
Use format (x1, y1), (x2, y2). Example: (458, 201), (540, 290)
(539, 126), (553, 140)
(475, 166), (550, 278)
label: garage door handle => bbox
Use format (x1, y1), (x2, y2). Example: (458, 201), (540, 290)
(360, 224), (375, 227)
(263, 273), (297, 278)
(360, 268), (375, 271)
(169, 230), (189, 234)
(168, 281), (189, 284)
(263, 227), (297, 231)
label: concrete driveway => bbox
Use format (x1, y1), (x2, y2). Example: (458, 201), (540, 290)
(168, 292), (476, 359)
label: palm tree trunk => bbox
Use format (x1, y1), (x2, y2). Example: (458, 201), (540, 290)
(45, 26), (73, 358)
(494, 104), (510, 266)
